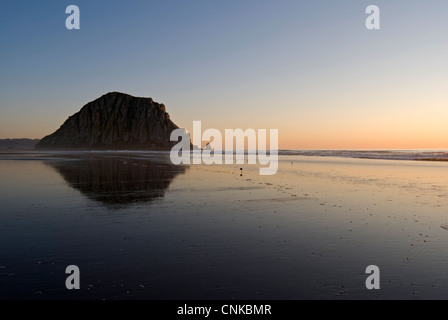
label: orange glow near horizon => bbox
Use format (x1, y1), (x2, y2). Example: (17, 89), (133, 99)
(2, 109), (448, 150)
(2, 87), (447, 151)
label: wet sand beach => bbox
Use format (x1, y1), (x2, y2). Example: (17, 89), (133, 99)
(1, 151), (448, 299)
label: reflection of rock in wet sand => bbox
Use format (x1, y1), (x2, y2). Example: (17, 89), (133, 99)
(47, 157), (187, 206)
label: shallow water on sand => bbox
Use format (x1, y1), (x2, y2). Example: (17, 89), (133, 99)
(1, 152), (448, 299)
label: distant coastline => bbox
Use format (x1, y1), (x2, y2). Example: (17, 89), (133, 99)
(1, 147), (448, 163)
(0, 138), (40, 150)
(278, 150), (448, 162)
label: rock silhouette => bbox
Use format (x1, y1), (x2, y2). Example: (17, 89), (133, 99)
(36, 92), (180, 150)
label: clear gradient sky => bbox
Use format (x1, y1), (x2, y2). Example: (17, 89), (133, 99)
(0, 0), (447, 149)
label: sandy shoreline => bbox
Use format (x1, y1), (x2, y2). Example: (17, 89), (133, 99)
(1, 152), (448, 299)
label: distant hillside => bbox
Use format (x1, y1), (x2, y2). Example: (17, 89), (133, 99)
(36, 92), (181, 150)
(0, 139), (40, 150)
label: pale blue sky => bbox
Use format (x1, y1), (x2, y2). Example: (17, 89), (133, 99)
(0, 1), (447, 148)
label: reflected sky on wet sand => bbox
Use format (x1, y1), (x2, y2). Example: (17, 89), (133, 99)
(1, 152), (448, 299)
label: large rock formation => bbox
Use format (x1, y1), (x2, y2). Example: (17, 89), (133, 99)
(36, 92), (180, 150)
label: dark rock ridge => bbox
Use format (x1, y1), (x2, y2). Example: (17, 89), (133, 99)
(36, 92), (181, 150)
(0, 139), (40, 150)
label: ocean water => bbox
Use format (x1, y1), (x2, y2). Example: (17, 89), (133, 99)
(1, 151), (448, 299)
(279, 149), (448, 161)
